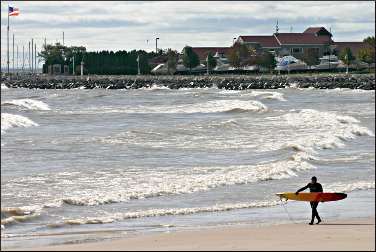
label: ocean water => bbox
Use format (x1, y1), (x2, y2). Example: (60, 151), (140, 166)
(1, 84), (375, 249)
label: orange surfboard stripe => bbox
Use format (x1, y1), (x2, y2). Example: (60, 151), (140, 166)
(276, 192), (347, 202)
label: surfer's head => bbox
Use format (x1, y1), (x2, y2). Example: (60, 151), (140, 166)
(311, 176), (317, 183)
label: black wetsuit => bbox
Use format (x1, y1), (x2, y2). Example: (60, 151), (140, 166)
(296, 182), (323, 224)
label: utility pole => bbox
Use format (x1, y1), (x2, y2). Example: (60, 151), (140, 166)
(155, 37), (159, 54)
(63, 31), (64, 46)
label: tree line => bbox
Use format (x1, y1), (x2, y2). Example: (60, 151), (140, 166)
(39, 36), (374, 75)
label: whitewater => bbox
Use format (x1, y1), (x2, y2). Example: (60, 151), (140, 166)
(1, 86), (374, 249)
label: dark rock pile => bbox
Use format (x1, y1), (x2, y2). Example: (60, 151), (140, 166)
(1, 74), (375, 90)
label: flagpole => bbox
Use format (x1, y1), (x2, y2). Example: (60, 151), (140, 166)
(7, 4), (10, 78)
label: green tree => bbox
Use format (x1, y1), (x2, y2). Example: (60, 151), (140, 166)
(363, 36), (375, 47)
(256, 52), (277, 72)
(358, 47), (374, 64)
(182, 46), (200, 73)
(228, 43), (253, 68)
(206, 52), (217, 73)
(339, 47), (355, 66)
(167, 49), (178, 75)
(357, 36), (375, 70)
(228, 47), (241, 68)
(302, 48), (320, 67)
(38, 43), (66, 66)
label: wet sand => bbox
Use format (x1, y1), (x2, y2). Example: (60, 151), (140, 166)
(22, 217), (375, 251)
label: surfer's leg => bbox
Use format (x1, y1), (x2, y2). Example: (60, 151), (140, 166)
(309, 202), (315, 225)
(311, 202), (321, 224)
(315, 202), (321, 224)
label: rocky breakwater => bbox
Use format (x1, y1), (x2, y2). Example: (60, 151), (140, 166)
(2, 74), (375, 90)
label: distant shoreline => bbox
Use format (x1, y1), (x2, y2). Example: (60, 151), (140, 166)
(2, 73), (375, 90)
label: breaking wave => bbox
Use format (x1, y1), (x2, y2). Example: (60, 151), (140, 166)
(246, 91), (287, 101)
(326, 181), (375, 193)
(51, 200), (281, 227)
(63, 99), (268, 115)
(278, 109), (374, 153)
(60, 159), (313, 206)
(48, 179), (376, 227)
(1, 113), (39, 134)
(2, 99), (51, 111)
(1, 206), (42, 227)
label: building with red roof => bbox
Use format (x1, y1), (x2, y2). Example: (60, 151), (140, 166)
(236, 26), (371, 61)
(191, 47), (231, 61)
(237, 27), (335, 59)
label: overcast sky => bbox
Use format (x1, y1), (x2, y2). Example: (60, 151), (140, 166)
(1, 1), (375, 68)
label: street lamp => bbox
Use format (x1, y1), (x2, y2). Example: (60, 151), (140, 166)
(155, 37), (159, 54)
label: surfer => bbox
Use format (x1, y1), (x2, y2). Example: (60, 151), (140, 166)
(296, 176), (323, 225)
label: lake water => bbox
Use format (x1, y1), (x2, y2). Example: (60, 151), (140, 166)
(1, 84), (375, 249)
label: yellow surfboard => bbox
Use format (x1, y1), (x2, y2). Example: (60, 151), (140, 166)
(276, 192), (347, 202)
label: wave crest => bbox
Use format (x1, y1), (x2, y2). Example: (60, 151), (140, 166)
(52, 200), (281, 227)
(2, 99), (51, 111)
(1, 113), (39, 133)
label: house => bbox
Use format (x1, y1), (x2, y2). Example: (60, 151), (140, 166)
(191, 47), (231, 63)
(237, 27), (334, 59)
(332, 42), (371, 58)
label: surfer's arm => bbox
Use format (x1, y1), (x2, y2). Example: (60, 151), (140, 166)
(295, 184), (309, 194)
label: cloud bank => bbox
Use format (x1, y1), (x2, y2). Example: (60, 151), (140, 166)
(1, 1), (374, 67)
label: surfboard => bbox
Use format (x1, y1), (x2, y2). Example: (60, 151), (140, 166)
(276, 192), (347, 202)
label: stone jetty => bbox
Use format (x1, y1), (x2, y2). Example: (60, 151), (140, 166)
(1, 74), (375, 90)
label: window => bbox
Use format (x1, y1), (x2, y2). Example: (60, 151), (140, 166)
(292, 48), (303, 53)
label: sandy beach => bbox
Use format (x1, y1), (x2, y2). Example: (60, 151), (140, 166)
(20, 217), (374, 251)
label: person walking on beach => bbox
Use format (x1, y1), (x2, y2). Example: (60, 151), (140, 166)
(296, 176), (323, 225)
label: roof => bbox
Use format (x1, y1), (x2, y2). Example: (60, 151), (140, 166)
(238, 36), (280, 48)
(304, 27), (323, 33)
(304, 27), (332, 37)
(274, 33), (333, 45)
(191, 47), (231, 60)
(148, 55), (168, 65)
(333, 42), (371, 57)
